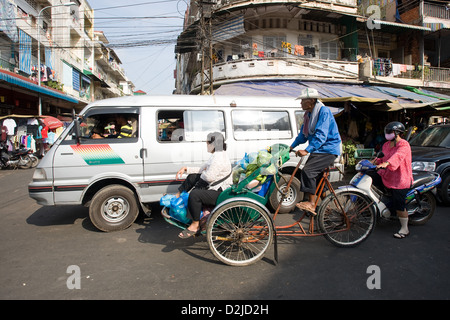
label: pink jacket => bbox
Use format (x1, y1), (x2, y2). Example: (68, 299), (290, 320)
(377, 139), (413, 189)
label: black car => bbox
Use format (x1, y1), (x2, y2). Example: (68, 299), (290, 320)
(409, 124), (450, 205)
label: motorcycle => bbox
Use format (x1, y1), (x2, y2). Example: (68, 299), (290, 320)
(0, 142), (36, 170)
(339, 152), (441, 225)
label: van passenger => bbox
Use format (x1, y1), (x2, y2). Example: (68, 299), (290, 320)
(116, 115), (133, 138)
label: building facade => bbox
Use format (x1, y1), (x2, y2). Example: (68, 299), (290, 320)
(174, 0), (450, 95)
(0, 0), (134, 117)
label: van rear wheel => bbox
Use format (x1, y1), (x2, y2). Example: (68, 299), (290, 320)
(89, 185), (139, 232)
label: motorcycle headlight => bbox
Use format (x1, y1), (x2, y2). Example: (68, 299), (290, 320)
(32, 168), (47, 181)
(412, 161), (436, 172)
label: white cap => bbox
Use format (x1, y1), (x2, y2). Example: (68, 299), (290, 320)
(295, 88), (321, 100)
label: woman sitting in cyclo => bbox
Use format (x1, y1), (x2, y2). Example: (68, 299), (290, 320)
(175, 132), (232, 239)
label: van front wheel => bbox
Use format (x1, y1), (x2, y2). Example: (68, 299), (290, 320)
(89, 185), (139, 232)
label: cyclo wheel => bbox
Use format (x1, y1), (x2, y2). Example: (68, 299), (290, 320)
(206, 198), (274, 266)
(317, 190), (376, 248)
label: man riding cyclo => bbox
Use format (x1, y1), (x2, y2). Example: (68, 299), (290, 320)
(290, 88), (342, 215)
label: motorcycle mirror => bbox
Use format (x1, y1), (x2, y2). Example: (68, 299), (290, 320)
(376, 151), (384, 158)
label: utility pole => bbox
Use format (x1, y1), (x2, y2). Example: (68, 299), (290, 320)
(198, 1), (214, 95)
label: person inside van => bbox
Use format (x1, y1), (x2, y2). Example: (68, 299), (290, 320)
(115, 114), (133, 138)
(175, 132), (232, 239)
(91, 127), (105, 139)
(290, 88), (341, 215)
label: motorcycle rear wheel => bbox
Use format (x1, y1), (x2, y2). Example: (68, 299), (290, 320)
(19, 155), (32, 169)
(408, 191), (436, 226)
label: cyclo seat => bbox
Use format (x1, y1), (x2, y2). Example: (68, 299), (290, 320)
(411, 171), (435, 189)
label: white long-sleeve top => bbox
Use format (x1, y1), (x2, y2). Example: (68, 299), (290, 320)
(186, 151), (232, 191)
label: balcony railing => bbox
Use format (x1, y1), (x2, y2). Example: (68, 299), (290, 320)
(426, 66), (450, 82)
(193, 56), (359, 88)
(424, 2), (450, 20)
(370, 58), (450, 83)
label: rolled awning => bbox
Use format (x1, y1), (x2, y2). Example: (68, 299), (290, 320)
(0, 69), (79, 104)
(372, 20), (431, 32)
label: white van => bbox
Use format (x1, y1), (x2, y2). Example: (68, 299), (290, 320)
(28, 95), (343, 232)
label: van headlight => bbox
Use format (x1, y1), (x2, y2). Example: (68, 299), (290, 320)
(412, 161), (436, 171)
(32, 168), (47, 181)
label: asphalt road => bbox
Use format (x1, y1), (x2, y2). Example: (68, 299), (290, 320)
(1, 168), (449, 302)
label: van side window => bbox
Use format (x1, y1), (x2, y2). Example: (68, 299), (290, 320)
(184, 110), (225, 141)
(232, 110), (291, 140)
(157, 110), (225, 142)
(295, 111), (304, 134)
(64, 112), (138, 143)
(157, 110), (184, 142)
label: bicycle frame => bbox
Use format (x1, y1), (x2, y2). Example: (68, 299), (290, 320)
(272, 163), (350, 237)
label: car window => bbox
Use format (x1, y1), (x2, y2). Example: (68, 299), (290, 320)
(410, 126), (450, 148)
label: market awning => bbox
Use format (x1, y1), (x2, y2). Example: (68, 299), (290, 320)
(213, 80), (450, 111)
(0, 69), (79, 104)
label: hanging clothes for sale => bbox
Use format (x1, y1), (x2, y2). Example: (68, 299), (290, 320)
(2, 118), (16, 135)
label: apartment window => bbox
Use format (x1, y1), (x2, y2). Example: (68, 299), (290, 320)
(298, 35), (313, 47)
(320, 41), (338, 60)
(263, 36), (286, 57)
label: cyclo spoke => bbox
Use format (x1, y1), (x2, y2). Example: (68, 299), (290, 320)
(211, 206), (270, 261)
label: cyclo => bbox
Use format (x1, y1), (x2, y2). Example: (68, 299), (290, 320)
(162, 143), (376, 266)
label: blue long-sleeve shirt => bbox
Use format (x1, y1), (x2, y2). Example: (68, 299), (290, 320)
(291, 106), (341, 156)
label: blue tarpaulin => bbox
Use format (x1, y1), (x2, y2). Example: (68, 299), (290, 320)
(214, 80), (449, 106)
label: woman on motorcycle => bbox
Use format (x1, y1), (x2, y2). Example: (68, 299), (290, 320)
(372, 121), (413, 239)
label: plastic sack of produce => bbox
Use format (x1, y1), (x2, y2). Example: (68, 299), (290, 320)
(257, 150), (272, 166)
(160, 192), (192, 225)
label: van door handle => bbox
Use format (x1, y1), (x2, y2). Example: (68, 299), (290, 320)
(140, 148), (147, 159)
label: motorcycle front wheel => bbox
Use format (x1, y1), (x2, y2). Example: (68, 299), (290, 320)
(408, 192), (436, 226)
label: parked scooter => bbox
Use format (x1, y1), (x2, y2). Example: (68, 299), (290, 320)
(0, 142), (35, 169)
(339, 152), (441, 225)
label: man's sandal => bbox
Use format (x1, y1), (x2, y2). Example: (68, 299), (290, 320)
(295, 202), (317, 216)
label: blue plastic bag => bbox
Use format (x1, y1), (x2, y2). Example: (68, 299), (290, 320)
(160, 192), (192, 225)
(160, 194), (175, 207)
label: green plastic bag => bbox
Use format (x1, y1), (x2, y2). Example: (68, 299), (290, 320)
(257, 150), (272, 166)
